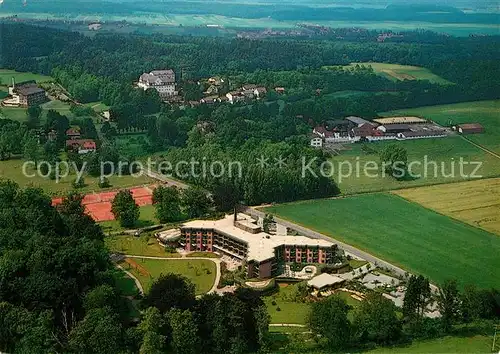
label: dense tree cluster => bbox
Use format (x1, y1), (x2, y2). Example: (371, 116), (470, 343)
(308, 275), (500, 352)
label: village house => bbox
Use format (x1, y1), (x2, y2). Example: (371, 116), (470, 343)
(66, 127), (81, 139)
(88, 23), (102, 31)
(310, 137), (323, 148)
(242, 84), (258, 91)
(226, 91), (244, 104)
(254, 87), (267, 98)
(274, 87), (285, 94)
(138, 69), (177, 99)
(200, 95), (219, 104)
(66, 139), (97, 154)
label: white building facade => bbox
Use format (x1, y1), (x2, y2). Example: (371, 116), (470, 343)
(138, 69), (177, 99)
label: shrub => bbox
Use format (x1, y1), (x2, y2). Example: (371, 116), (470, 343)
(98, 176), (111, 188)
(72, 177), (86, 188)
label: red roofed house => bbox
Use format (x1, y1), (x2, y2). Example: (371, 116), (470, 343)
(66, 139), (97, 154)
(313, 125), (334, 139)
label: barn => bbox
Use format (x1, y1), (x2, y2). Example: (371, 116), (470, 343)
(456, 123), (484, 134)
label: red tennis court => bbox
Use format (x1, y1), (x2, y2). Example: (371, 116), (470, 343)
(51, 185), (157, 222)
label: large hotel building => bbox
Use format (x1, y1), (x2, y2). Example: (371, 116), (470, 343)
(167, 214), (337, 278)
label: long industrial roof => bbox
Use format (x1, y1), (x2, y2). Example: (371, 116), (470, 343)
(373, 116), (427, 125)
(181, 214), (334, 263)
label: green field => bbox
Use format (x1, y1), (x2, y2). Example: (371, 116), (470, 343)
(0, 99), (75, 122)
(0, 69), (53, 85)
(344, 62), (452, 84)
(100, 205), (159, 232)
(265, 194), (500, 289)
(329, 136), (500, 194)
(0, 158), (152, 196)
(119, 258), (216, 294)
(105, 233), (179, 257)
(382, 100), (500, 154)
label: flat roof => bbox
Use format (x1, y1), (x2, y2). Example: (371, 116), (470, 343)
(181, 214), (334, 263)
(307, 273), (345, 289)
(374, 116), (427, 125)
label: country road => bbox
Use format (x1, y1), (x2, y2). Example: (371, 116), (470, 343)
(143, 170), (190, 189)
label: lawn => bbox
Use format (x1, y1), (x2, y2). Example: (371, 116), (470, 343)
(105, 233), (179, 257)
(264, 284), (312, 325)
(329, 136), (500, 195)
(366, 335), (493, 353)
(119, 258), (216, 295)
(84, 101), (110, 113)
(0, 99), (75, 123)
(0, 69), (53, 85)
(344, 62), (452, 84)
(264, 285), (361, 324)
(112, 268), (141, 297)
(264, 193), (500, 289)
(349, 259), (368, 269)
(394, 178), (500, 236)
(381, 100), (500, 154)
(100, 205), (159, 232)
(0, 158), (152, 196)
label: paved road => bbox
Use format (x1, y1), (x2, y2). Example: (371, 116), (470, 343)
(143, 170), (190, 189)
(125, 255), (222, 294)
(116, 263), (145, 295)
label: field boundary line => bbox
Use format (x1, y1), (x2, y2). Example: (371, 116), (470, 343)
(461, 136), (500, 160)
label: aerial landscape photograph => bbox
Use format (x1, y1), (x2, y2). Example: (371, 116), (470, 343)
(0, 0), (499, 353)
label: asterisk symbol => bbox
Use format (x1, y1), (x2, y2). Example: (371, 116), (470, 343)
(256, 155), (269, 168)
(274, 156), (287, 168)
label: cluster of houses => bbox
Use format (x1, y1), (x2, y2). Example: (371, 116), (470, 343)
(137, 69), (287, 106)
(311, 115), (484, 148)
(2, 79), (47, 108)
(64, 127), (97, 154)
(200, 83), (273, 105)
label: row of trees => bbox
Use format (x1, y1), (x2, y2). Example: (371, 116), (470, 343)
(309, 275), (500, 351)
(110, 185), (213, 227)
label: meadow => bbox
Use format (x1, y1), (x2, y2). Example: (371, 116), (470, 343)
(264, 193), (500, 289)
(0, 69), (53, 85)
(329, 136), (500, 195)
(346, 62), (452, 84)
(100, 205), (160, 233)
(381, 100), (500, 154)
(0, 158), (152, 196)
(119, 257), (217, 294)
(394, 178), (500, 236)
(105, 234), (180, 257)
